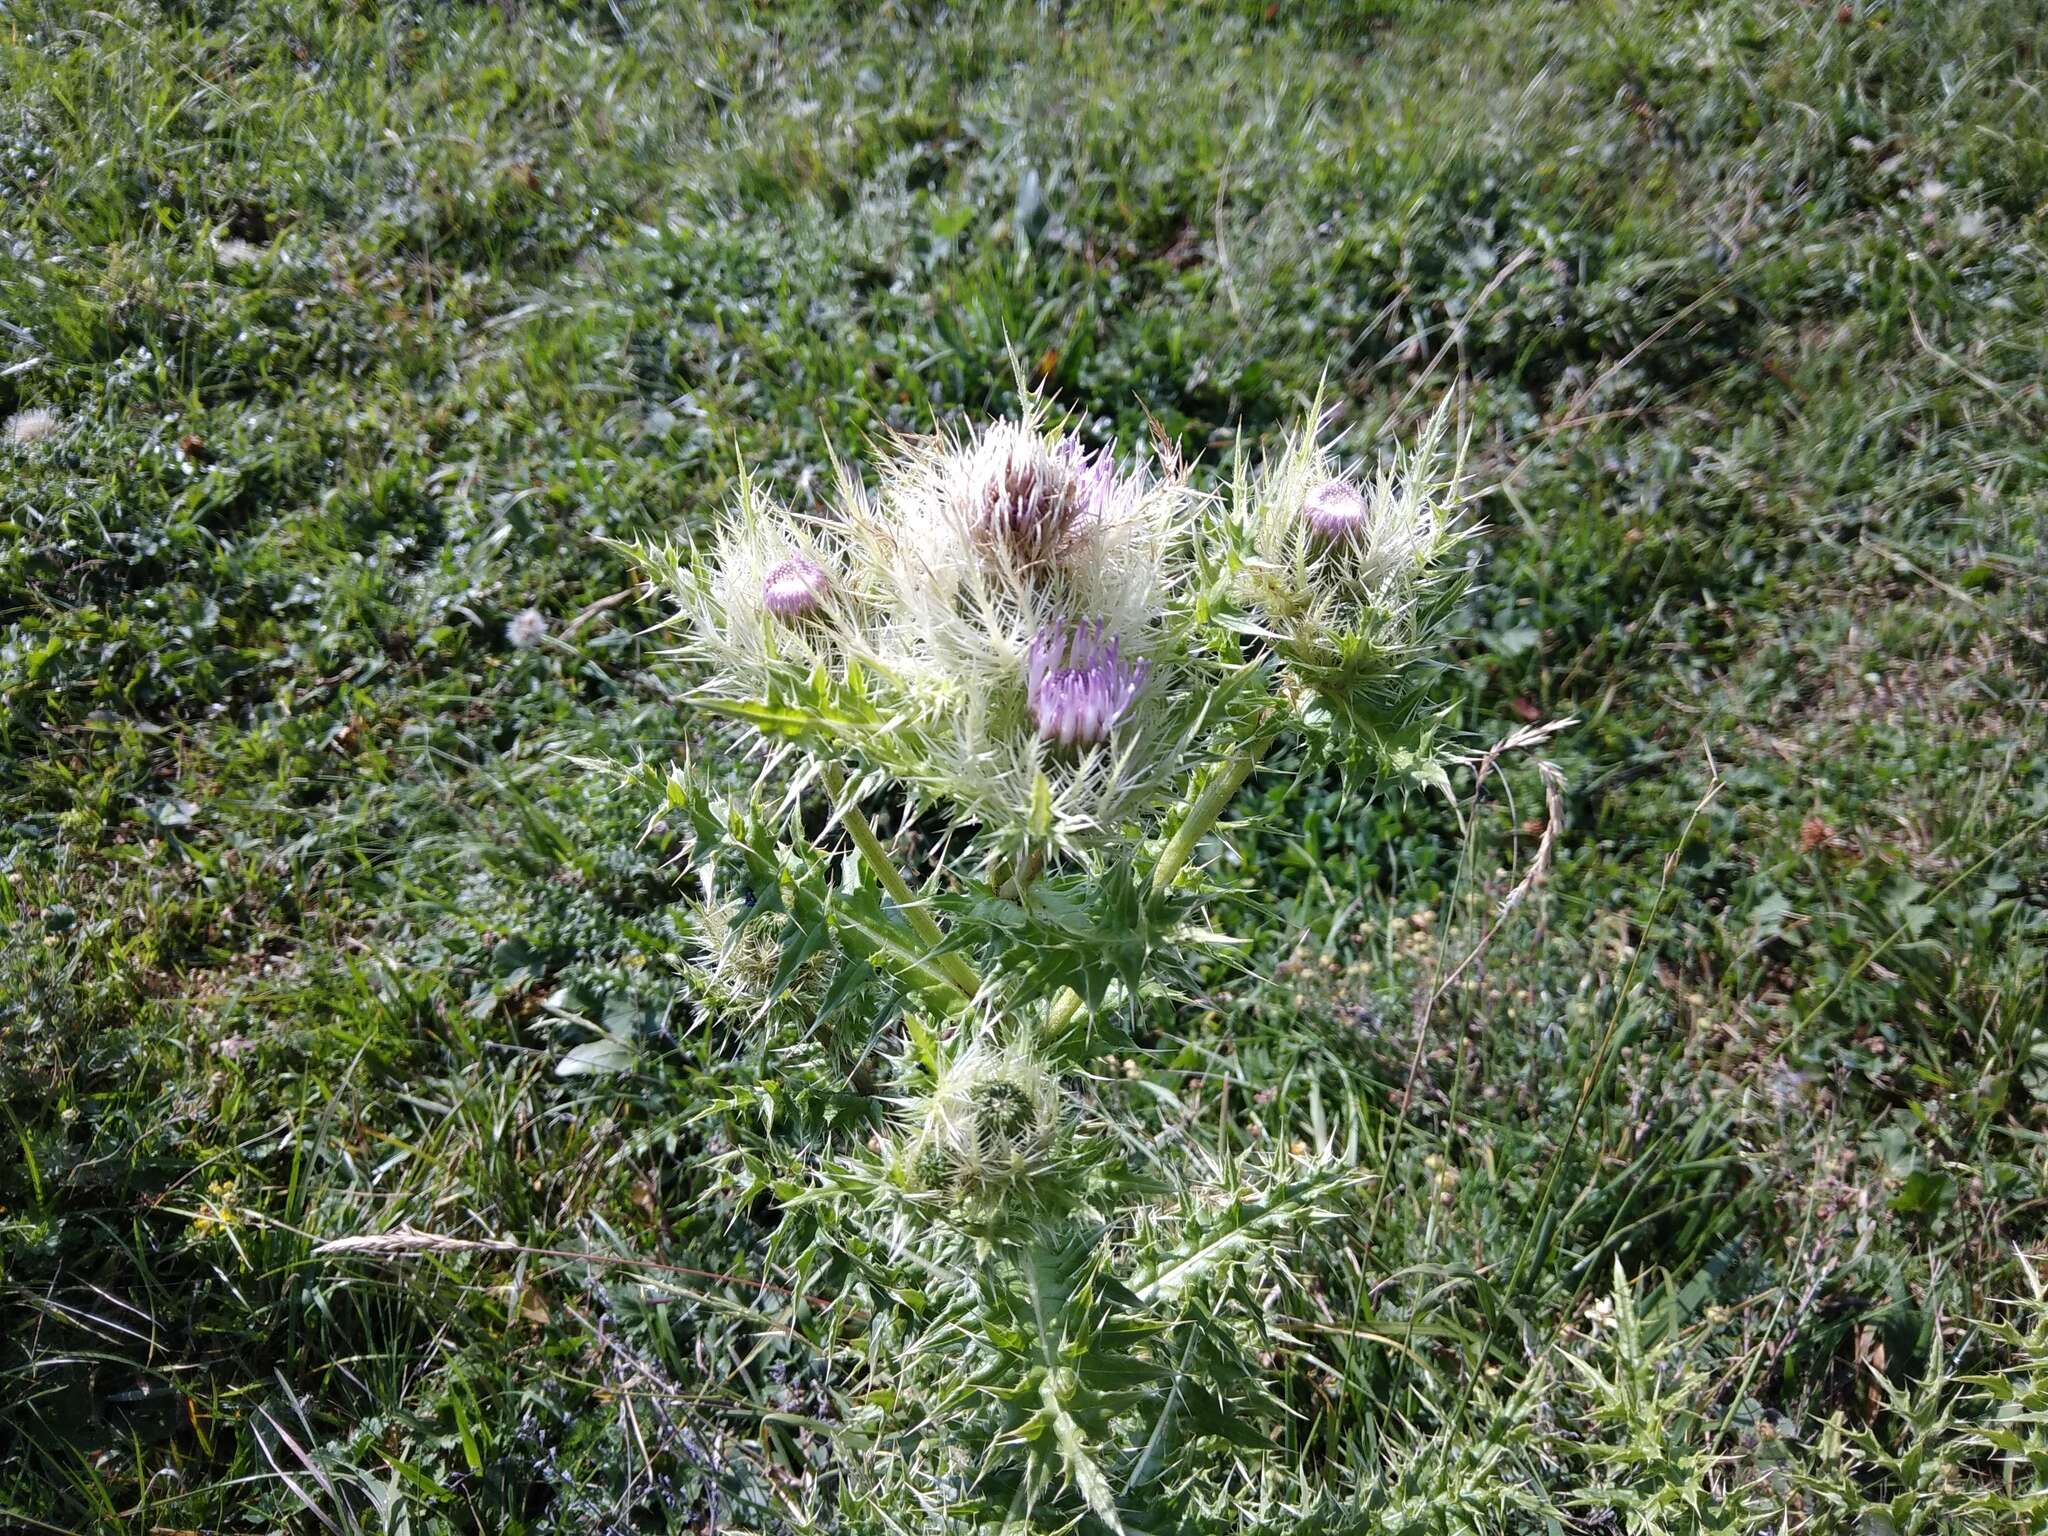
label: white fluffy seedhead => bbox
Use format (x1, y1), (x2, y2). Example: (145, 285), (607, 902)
(5, 408), (61, 448)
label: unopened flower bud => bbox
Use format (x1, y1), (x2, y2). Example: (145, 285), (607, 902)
(970, 1078), (1037, 1153)
(1302, 479), (1369, 543)
(762, 556), (829, 621)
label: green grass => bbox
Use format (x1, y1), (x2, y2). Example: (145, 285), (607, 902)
(2, 0), (2044, 1529)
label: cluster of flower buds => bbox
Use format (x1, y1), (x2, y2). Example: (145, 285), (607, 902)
(649, 401), (1204, 865)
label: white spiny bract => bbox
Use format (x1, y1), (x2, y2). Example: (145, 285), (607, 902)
(686, 897), (832, 1023)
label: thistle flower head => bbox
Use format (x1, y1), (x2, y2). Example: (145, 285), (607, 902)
(1302, 479), (1369, 543)
(898, 1033), (1062, 1201)
(829, 405), (1208, 861)
(1231, 399), (1472, 767)
(1026, 618), (1149, 748)
(638, 474), (856, 700)
(1238, 400), (1466, 616)
(962, 424), (1128, 576)
(871, 405), (1163, 643)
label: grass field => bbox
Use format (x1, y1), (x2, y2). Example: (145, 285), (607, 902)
(3, 1), (2045, 1530)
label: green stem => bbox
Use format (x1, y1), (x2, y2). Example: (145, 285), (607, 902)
(823, 765), (983, 1001)
(1147, 740), (1269, 900)
(1043, 731), (1276, 1037)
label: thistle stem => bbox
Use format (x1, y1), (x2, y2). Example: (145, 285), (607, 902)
(1043, 730), (1276, 1037)
(823, 765), (983, 1000)
(1147, 738), (1271, 900)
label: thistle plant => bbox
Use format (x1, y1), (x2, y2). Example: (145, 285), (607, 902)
(625, 393), (1477, 1532)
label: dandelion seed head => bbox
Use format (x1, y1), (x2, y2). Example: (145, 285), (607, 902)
(6, 408), (60, 446)
(214, 237), (265, 267)
(506, 607), (549, 649)
(1765, 1058), (1808, 1111)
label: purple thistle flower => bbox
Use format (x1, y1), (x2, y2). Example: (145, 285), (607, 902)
(762, 556), (829, 621)
(1026, 619), (1149, 748)
(1051, 436), (1122, 523)
(1302, 479), (1369, 543)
